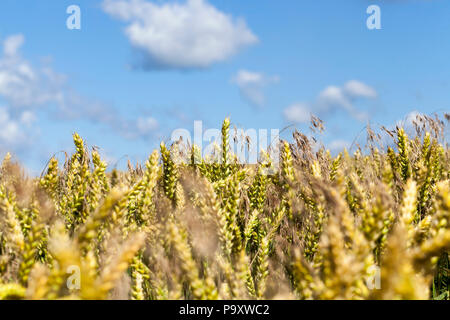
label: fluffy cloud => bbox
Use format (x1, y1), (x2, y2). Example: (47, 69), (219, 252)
(102, 0), (258, 69)
(232, 70), (279, 107)
(0, 34), (159, 151)
(283, 103), (311, 124)
(317, 80), (377, 116)
(317, 85), (353, 112)
(343, 80), (377, 99)
(19, 110), (36, 127)
(283, 80), (377, 124)
(0, 35), (64, 109)
(137, 116), (159, 135)
(3, 34), (25, 57)
(0, 107), (35, 149)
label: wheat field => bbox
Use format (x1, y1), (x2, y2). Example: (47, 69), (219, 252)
(0, 114), (449, 300)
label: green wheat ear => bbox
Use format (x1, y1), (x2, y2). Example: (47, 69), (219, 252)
(397, 128), (411, 182)
(40, 157), (59, 204)
(160, 141), (178, 204)
(18, 213), (44, 285)
(329, 153), (342, 182)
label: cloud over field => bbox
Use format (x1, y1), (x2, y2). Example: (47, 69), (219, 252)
(232, 70), (279, 107)
(0, 107), (33, 148)
(283, 80), (377, 124)
(283, 103), (311, 124)
(0, 35), (65, 109)
(102, 0), (258, 70)
(0, 34), (159, 151)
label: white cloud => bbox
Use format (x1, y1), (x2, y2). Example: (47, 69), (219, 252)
(3, 34), (24, 57)
(343, 80), (377, 99)
(283, 103), (311, 123)
(232, 70), (279, 107)
(316, 81), (376, 115)
(0, 34), (160, 147)
(317, 85), (353, 112)
(0, 35), (43, 151)
(0, 34), (64, 108)
(0, 107), (27, 147)
(19, 111), (37, 127)
(283, 80), (377, 124)
(233, 70), (265, 87)
(137, 116), (159, 135)
(102, 0), (258, 69)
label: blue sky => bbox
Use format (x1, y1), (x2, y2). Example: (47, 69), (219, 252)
(0, 0), (449, 174)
